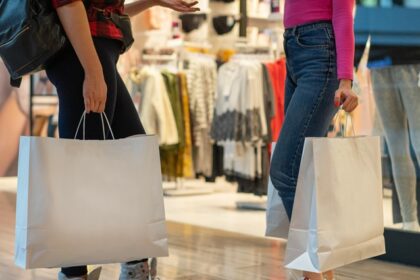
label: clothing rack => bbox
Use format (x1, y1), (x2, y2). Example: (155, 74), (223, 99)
(134, 48), (217, 197)
(227, 47), (273, 211)
(142, 53), (178, 62)
(234, 42), (276, 61)
(164, 47), (216, 197)
(141, 47), (179, 67)
(164, 46), (217, 197)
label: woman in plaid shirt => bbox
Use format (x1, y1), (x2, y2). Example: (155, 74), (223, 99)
(46, 1), (199, 280)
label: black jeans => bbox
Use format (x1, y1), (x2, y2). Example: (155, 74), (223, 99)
(46, 38), (147, 277)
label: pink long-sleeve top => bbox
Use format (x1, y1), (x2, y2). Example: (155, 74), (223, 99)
(284, 0), (355, 80)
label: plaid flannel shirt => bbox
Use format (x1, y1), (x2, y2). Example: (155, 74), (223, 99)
(51, 0), (124, 40)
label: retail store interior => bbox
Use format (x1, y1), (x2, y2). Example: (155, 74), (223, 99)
(1, 0), (420, 279)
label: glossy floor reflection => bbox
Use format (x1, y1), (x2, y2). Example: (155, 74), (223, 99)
(1, 183), (420, 279)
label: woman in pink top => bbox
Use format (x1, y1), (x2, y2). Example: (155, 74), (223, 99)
(270, 1), (358, 279)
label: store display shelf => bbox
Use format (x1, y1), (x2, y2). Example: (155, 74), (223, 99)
(33, 94), (57, 97)
(248, 13), (283, 22)
(32, 95), (58, 105)
(247, 14), (283, 29)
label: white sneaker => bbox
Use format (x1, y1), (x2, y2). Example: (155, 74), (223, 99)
(286, 269), (303, 280)
(150, 258), (159, 280)
(403, 221), (420, 232)
(58, 267), (102, 280)
(120, 261), (150, 280)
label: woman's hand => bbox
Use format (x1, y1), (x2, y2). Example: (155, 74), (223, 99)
(157, 0), (200, 12)
(334, 79), (358, 113)
(83, 67), (107, 113)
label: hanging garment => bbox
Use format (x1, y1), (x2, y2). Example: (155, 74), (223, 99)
(130, 67), (179, 146)
(162, 71), (184, 147)
(186, 55), (217, 177)
(178, 73), (195, 178)
(262, 64), (275, 143)
(265, 58), (286, 142)
(212, 59), (268, 182)
(160, 71), (184, 180)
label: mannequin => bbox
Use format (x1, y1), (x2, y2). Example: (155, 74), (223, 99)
(369, 45), (420, 231)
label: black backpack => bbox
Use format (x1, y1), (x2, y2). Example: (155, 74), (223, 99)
(0, 0), (67, 87)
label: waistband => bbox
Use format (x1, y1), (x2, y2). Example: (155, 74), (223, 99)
(285, 20), (332, 36)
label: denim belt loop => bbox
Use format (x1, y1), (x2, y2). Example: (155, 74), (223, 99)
(292, 26), (298, 37)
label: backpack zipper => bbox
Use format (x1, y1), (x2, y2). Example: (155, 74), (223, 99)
(0, 26), (30, 48)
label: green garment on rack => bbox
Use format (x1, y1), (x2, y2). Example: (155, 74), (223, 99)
(162, 71), (185, 148)
(160, 71), (185, 180)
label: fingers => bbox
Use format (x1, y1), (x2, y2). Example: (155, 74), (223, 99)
(98, 100), (106, 113)
(84, 98), (91, 114)
(177, 7), (200, 12)
(344, 98), (358, 113)
(84, 94), (106, 113)
(91, 99), (106, 113)
(185, 1), (198, 7)
(334, 88), (359, 113)
(341, 94), (358, 113)
(91, 100), (99, 113)
(179, 1), (200, 12)
(334, 90), (342, 108)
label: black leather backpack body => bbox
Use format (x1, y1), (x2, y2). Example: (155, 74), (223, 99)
(0, 0), (67, 87)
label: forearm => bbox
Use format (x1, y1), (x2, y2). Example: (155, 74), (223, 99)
(56, 1), (102, 75)
(124, 0), (157, 17)
(332, 0), (355, 81)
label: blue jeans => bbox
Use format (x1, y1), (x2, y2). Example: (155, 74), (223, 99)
(270, 21), (339, 220)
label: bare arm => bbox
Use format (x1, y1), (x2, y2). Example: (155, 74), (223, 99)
(125, 0), (200, 17)
(56, 1), (107, 113)
(124, 0), (154, 17)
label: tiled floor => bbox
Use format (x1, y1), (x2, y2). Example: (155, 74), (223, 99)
(162, 179), (403, 236)
(1, 177), (420, 280)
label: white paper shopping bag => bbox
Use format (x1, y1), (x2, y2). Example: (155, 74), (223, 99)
(265, 143), (290, 239)
(284, 136), (385, 273)
(15, 113), (168, 269)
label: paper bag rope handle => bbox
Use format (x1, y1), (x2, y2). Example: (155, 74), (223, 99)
(74, 111), (115, 140)
(333, 109), (356, 137)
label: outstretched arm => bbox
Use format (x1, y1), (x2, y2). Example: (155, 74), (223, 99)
(125, 0), (200, 17)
